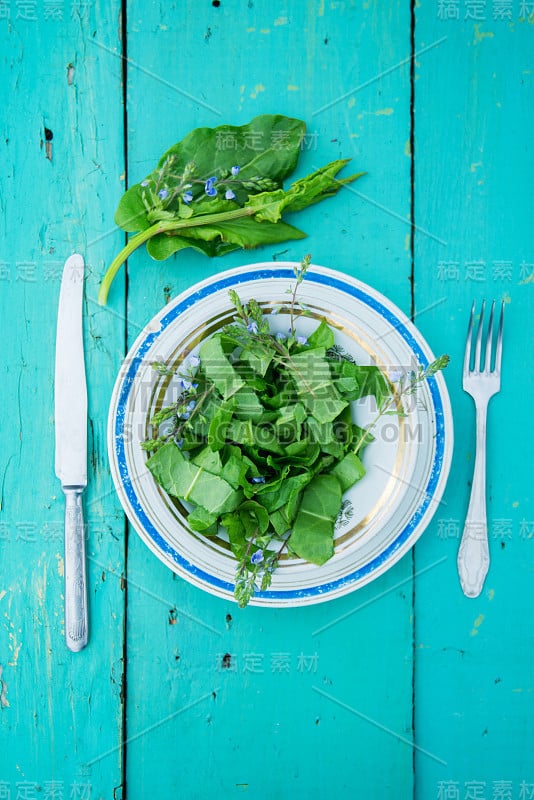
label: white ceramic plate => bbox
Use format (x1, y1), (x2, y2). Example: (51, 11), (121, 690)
(108, 262), (453, 606)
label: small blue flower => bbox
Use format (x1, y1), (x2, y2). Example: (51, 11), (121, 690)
(181, 411), (190, 420)
(158, 188), (169, 200)
(276, 332), (286, 341)
(183, 191), (193, 204)
(250, 550), (264, 565)
(225, 189), (236, 200)
(297, 335), (308, 346)
(231, 165), (240, 176)
(140, 180), (149, 187)
(176, 438), (184, 449)
(251, 476), (266, 484)
(180, 378), (192, 390)
(189, 355), (201, 368)
(247, 321), (259, 334)
(204, 176), (217, 197)
(187, 400), (196, 411)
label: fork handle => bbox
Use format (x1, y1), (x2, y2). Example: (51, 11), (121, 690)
(458, 400), (489, 598)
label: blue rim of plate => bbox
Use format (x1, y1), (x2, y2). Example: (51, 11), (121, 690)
(112, 266), (449, 601)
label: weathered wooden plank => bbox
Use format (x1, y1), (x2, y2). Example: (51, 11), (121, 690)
(413, 6), (534, 796)
(0, 5), (127, 794)
(121, 1), (416, 797)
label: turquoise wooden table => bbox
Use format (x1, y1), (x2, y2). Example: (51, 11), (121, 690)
(1, 2), (533, 797)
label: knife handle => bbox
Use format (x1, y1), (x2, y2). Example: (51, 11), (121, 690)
(63, 488), (89, 651)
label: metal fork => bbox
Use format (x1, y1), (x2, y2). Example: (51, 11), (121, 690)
(457, 300), (504, 598)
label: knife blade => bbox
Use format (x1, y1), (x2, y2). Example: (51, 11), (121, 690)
(54, 253), (88, 652)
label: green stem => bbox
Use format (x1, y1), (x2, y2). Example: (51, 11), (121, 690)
(97, 206), (256, 305)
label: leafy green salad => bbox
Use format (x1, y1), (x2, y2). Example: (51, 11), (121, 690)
(143, 259), (448, 606)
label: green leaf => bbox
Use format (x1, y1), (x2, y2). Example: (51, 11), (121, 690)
(330, 452), (366, 492)
(307, 398), (348, 425)
(146, 442), (241, 515)
(188, 506), (219, 534)
(355, 366), (391, 405)
(227, 418), (255, 447)
(289, 475), (342, 565)
(115, 115), (304, 234)
(99, 115), (364, 305)
(221, 445), (250, 489)
(238, 500), (270, 536)
(146, 232), (239, 261)
(114, 185), (153, 232)
(181, 217), (307, 249)
(221, 512), (248, 560)
(156, 114), (305, 191)
(269, 509), (290, 536)
(199, 336), (245, 399)
(247, 160), (364, 223)
(208, 401), (235, 451)
(352, 425), (375, 454)
(191, 446), (223, 475)
(256, 470), (310, 514)
(307, 319), (335, 350)
(232, 388), (264, 421)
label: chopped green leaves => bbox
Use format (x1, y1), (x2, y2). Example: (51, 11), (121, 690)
(142, 261), (450, 606)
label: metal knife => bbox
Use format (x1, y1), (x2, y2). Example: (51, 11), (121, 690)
(54, 254), (89, 652)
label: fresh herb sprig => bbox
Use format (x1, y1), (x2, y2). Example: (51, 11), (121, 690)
(143, 258), (449, 606)
(98, 116), (363, 305)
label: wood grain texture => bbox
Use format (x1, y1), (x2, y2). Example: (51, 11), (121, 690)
(121, 1), (415, 798)
(413, 4), (534, 795)
(0, 5), (127, 794)
(2, 1), (532, 797)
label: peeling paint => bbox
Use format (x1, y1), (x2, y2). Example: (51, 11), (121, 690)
(36, 559), (47, 603)
(0, 665), (9, 708)
(357, 108), (394, 120)
(56, 554), (64, 577)
(487, 589), (495, 601)
(473, 24), (494, 43)
(250, 84), (266, 99)
(0, 590), (6, 603)
(8, 629), (22, 667)
(470, 613), (485, 636)
(470, 162), (483, 172)
(404, 139), (411, 157)
(287, 84), (299, 91)
(274, 16), (288, 25)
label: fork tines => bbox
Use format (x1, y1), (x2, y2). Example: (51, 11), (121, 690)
(464, 300), (504, 375)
